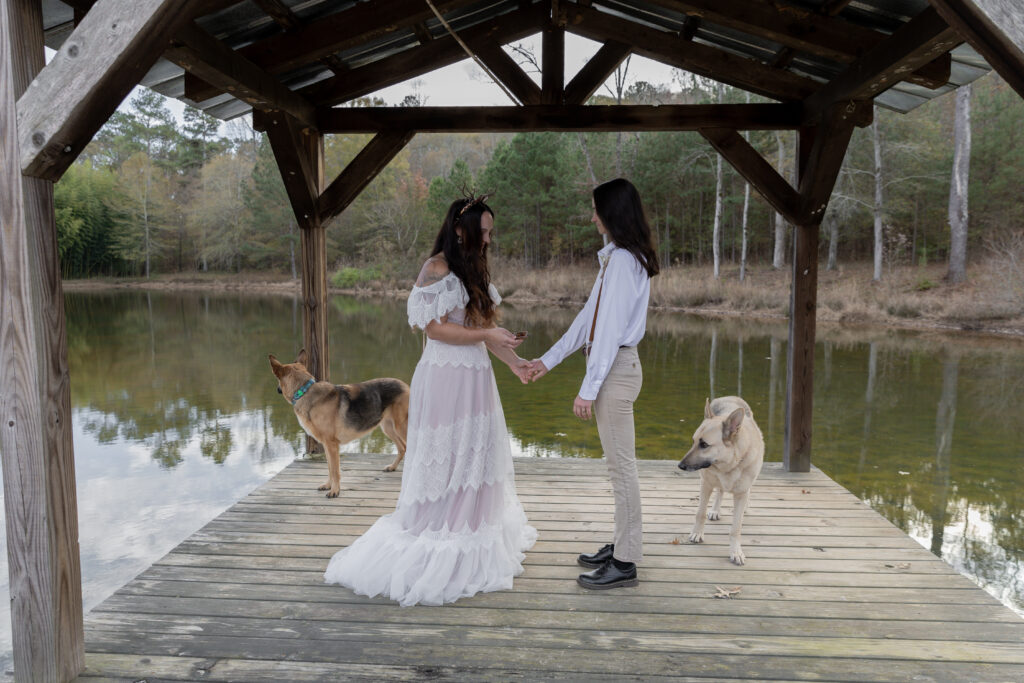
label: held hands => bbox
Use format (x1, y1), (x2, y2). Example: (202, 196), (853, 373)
(515, 358), (592, 420)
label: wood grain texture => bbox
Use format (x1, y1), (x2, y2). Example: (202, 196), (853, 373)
(699, 128), (802, 224)
(79, 455), (1024, 680)
(16, 0), (232, 180)
(317, 104), (805, 134)
(1, 0), (84, 679)
(930, 0), (1024, 98)
(165, 22), (318, 128)
(317, 130), (415, 225)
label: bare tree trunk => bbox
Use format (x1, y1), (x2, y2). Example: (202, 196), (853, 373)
(930, 356), (958, 555)
(872, 112), (885, 281)
(772, 131), (787, 269)
(947, 84), (972, 284)
(826, 212), (839, 271)
(709, 329), (718, 399)
(578, 133), (608, 246)
(712, 85), (724, 278)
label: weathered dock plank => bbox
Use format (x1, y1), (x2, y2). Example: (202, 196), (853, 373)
(79, 455), (1024, 681)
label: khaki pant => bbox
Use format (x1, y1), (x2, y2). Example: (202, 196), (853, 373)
(594, 346), (643, 564)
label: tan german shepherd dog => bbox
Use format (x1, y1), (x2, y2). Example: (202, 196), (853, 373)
(678, 396), (764, 565)
(269, 349), (410, 498)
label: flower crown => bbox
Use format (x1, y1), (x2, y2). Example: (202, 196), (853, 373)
(456, 188), (494, 220)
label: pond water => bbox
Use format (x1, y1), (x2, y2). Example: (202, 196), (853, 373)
(1, 290), (1022, 672)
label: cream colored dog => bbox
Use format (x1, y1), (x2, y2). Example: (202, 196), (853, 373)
(678, 396), (764, 565)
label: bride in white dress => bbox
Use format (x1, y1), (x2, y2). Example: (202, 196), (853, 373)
(324, 196), (538, 606)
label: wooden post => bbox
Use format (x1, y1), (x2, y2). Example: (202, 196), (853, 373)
(784, 217), (819, 473)
(300, 130), (327, 454)
(542, 24), (564, 104)
(1, 0), (84, 679)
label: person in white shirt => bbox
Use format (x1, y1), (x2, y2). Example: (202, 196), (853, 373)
(528, 178), (660, 589)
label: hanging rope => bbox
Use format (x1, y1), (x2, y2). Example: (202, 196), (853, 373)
(423, 0), (521, 105)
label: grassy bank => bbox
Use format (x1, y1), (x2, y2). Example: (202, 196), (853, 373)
(492, 260), (1024, 336)
(64, 259), (1024, 338)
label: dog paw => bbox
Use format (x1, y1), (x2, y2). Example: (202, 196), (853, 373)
(688, 531), (704, 544)
(318, 482), (331, 491)
(383, 465), (397, 472)
(325, 489), (340, 499)
(707, 511), (720, 521)
(729, 548), (746, 565)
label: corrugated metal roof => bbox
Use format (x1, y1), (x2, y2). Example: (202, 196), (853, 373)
(40, 0), (994, 120)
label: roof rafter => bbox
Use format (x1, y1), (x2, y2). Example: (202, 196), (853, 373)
(303, 4), (549, 108)
(564, 4), (819, 101)
(315, 103), (805, 133)
(930, 0), (1024, 98)
(803, 6), (961, 118)
(186, 0), (474, 102)
(474, 42), (542, 105)
(563, 40), (632, 105)
(18, 0), (235, 181)
(167, 22), (319, 128)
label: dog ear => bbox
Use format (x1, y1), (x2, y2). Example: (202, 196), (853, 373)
(722, 407), (744, 443)
(269, 354), (283, 375)
(296, 348), (308, 366)
(704, 398), (713, 420)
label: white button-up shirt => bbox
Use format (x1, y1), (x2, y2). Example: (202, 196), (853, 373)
(540, 242), (651, 401)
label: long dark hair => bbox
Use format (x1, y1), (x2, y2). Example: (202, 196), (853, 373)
(593, 178), (660, 277)
(431, 198), (496, 328)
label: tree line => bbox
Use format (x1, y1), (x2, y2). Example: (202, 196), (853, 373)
(57, 72), (1024, 282)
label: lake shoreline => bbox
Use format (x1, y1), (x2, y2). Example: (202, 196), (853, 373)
(63, 266), (1024, 341)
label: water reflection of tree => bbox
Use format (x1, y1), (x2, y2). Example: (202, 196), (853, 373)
(66, 292), (310, 468)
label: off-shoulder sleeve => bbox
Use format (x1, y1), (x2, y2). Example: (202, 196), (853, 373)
(488, 283), (502, 306)
(407, 273), (468, 330)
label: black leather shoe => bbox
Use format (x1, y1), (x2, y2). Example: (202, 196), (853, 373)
(577, 543), (615, 568)
(577, 559), (638, 590)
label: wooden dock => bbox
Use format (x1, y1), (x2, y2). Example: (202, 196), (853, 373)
(79, 454), (1024, 681)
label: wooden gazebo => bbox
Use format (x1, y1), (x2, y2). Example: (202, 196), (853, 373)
(2, 0), (1023, 679)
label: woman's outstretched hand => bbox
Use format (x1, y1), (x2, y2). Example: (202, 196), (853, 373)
(511, 358), (532, 384)
(527, 359), (548, 382)
(486, 327), (521, 350)
(573, 395), (594, 420)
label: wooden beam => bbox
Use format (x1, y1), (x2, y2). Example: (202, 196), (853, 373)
(186, 0), (474, 102)
(316, 103), (806, 133)
(700, 128), (802, 224)
(542, 25), (565, 104)
(1, 0), (83, 679)
(929, 0), (1024, 99)
(318, 130), (416, 225)
(797, 101), (865, 222)
(304, 5), (549, 107)
(565, 4), (819, 101)
(260, 111), (320, 228)
(166, 22), (319, 128)
(564, 41), (631, 105)
(649, 0), (948, 89)
(821, 0), (854, 16)
(784, 127), (818, 474)
(474, 42), (543, 105)
(298, 128), (328, 454)
(252, 0), (301, 30)
(803, 6), (961, 117)
(16, 0), (232, 181)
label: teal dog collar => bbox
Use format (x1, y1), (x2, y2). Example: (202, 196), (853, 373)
(292, 378), (315, 403)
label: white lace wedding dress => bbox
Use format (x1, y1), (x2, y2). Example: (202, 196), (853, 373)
(323, 272), (538, 606)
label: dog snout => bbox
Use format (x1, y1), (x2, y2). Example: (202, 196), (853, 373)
(277, 387), (282, 394)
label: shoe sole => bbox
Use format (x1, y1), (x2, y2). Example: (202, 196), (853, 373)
(576, 576), (639, 590)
